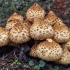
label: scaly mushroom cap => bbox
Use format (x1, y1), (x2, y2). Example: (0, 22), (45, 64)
(56, 47), (70, 64)
(26, 3), (46, 22)
(55, 17), (64, 25)
(0, 27), (9, 47)
(44, 11), (57, 25)
(5, 19), (20, 30)
(36, 39), (63, 61)
(30, 18), (54, 40)
(9, 23), (30, 44)
(53, 23), (69, 43)
(23, 19), (31, 28)
(8, 12), (24, 22)
(30, 43), (38, 57)
(62, 39), (70, 50)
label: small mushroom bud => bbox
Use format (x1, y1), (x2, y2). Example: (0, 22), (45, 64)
(29, 43), (38, 58)
(56, 47), (70, 64)
(0, 27), (9, 47)
(30, 18), (54, 40)
(44, 11), (57, 25)
(26, 3), (46, 22)
(9, 23), (30, 44)
(8, 12), (24, 22)
(36, 39), (63, 61)
(53, 23), (69, 43)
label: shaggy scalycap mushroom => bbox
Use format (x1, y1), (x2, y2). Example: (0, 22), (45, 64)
(8, 12), (24, 22)
(26, 3), (46, 22)
(56, 47), (70, 64)
(53, 23), (69, 43)
(5, 19), (19, 30)
(9, 23), (30, 44)
(62, 28), (70, 50)
(0, 27), (9, 47)
(55, 17), (64, 25)
(30, 18), (54, 40)
(30, 43), (38, 57)
(36, 39), (63, 61)
(44, 11), (57, 25)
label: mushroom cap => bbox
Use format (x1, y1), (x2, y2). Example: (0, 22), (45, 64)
(5, 19), (20, 30)
(53, 23), (69, 43)
(9, 23), (30, 44)
(29, 43), (38, 57)
(36, 39), (63, 61)
(44, 11), (57, 25)
(26, 3), (46, 22)
(30, 18), (54, 40)
(8, 12), (24, 22)
(55, 17), (64, 25)
(0, 27), (9, 47)
(56, 47), (70, 64)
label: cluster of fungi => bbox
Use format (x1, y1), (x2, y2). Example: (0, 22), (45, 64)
(0, 3), (70, 65)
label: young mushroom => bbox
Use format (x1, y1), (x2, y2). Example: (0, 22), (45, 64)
(44, 11), (58, 26)
(53, 22), (69, 43)
(61, 28), (70, 50)
(56, 47), (70, 64)
(0, 27), (9, 47)
(29, 43), (38, 58)
(5, 19), (20, 30)
(26, 3), (46, 22)
(36, 39), (63, 61)
(9, 23), (30, 44)
(30, 18), (54, 40)
(7, 12), (24, 22)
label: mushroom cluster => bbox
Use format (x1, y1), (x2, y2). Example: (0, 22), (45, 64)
(0, 3), (70, 65)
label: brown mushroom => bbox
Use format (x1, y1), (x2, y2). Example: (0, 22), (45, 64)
(9, 23), (30, 44)
(56, 47), (70, 64)
(44, 11), (57, 25)
(5, 19), (20, 30)
(7, 12), (24, 22)
(0, 27), (9, 47)
(53, 22), (69, 43)
(61, 28), (70, 50)
(26, 3), (46, 22)
(29, 43), (38, 58)
(36, 39), (63, 61)
(30, 18), (54, 40)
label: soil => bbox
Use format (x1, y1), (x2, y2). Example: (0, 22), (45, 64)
(0, 0), (70, 70)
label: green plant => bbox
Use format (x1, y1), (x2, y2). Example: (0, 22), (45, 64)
(54, 66), (59, 70)
(34, 65), (40, 70)
(29, 60), (46, 70)
(29, 60), (34, 66)
(39, 60), (46, 67)
(11, 59), (21, 66)
(24, 65), (29, 69)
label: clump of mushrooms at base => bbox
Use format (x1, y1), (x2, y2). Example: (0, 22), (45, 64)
(0, 3), (70, 65)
